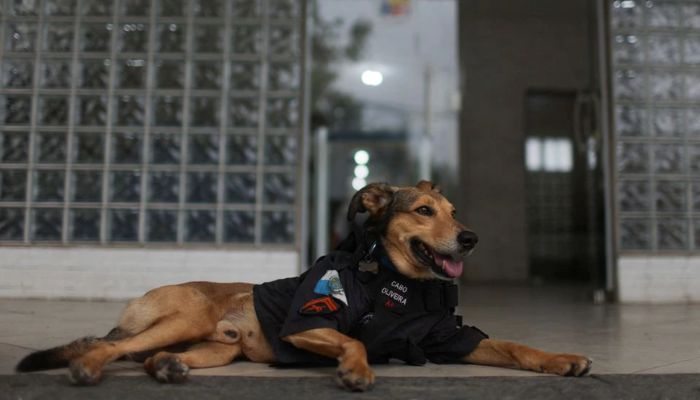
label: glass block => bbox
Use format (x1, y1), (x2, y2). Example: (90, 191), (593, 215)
(3, 96), (32, 124)
(193, 62), (222, 90)
(156, 60), (184, 89)
(44, 23), (74, 52)
(688, 145), (700, 174)
(619, 179), (650, 212)
(648, 1), (679, 27)
(231, 26), (261, 55)
(34, 170), (65, 201)
(151, 133), (181, 164)
(120, 24), (148, 53)
(117, 59), (146, 88)
(0, 132), (29, 162)
(225, 173), (256, 203)
(194, 25), (223, 53)
(9, 0), (39, 16)
(154, 96), (183, 126)
(122, 0), (150, 16)
(70, 208), (100, 241)
(223, 211), (254, 243)
(620, 218), (650, 250)
(78, 96), (109, 125)
(149, 171), (180, 203)
(39, 97), (69, 125)
(0, 170), (27, 201)
(109, 209), (139, 241)
(229, 98), (259, 127)
(45, 0), (76, 15)
(617, 142), (649, 174)
(187, 172), (217, 203)
(265, 135), (296, 165)
(262, 211), (294, 244)
(653, 144), (685, 174)
(649, 70), (683, 101)
(190, 97), (220, 127)
(82, 0), (112, 16)
(80, 59), (110, 88)
(74, 125), (104, 156)
(693, 182), (700, 211)
(230, 62), (260, 91)
(81, 23), (112, 52)
(41, 60), (71, 88)
(269, 62), (299, 91)
(649, 34), (681, 64)
(32, 208), (63, 241)
(658, 219), (688, 250)
(686, 73), (700, 101)
(36, 132), (66, 163)
(185, 210), (215, 242)
(268, 0), (298, 18)
(147, 210), (177, 242)
(3, 59), (33, 88)
(651, 108), (684, 137)
(227, 135), (257, 165)
(694, 220), (700, 249)
(6, 22), (38, 52)
(263, 173), (295, 204)
(688, 109), (700, 137)
(112, 132), (142, 164)
(194, 0), (223, 17)
(189, 134), (219, 164)
(616, 106), (645, 137)
(684, 36), (700, 64)
(0, 208), (25, 240)
(158, 23), (186, 53)
(268, 25), (298, 57)
(656, 180), (686, 212)
(232, 0), (260, 17)
(72, 171), (102, 202)
(267, 98), (298, 128)
(116, 96), (145, 126)
(111, 171), (141, 202)
(159, 0), (186, 16)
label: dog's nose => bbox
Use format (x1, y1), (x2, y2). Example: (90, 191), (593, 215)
(457, 231), (478, 250)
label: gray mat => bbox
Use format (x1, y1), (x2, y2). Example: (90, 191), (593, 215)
(2, 374), (700, 400)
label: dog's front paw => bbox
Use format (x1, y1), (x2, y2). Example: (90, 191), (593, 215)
(335, 361), (375, 392)
(541, 354), (592, 377)
(145, 354), (189, 383)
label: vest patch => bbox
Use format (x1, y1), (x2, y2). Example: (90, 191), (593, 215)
(313, 270), (348, 305)
(380, 280), (409, 307)
(300, 296), (339, 315)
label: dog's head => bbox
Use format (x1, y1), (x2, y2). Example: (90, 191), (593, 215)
(347, 181), (477, 281)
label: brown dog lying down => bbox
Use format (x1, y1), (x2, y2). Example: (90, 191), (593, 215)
(16, 181), (591, 391)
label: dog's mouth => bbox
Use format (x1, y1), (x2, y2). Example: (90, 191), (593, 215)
(410, 239), (464, 280)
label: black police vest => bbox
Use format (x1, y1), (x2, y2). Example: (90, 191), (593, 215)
(354, 266), (460, 365)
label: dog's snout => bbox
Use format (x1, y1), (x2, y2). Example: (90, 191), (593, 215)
(457, 230), (478, 250)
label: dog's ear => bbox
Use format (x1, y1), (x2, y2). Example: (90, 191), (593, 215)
(416, 180), (441, 193)
(347, 182), (396, 221)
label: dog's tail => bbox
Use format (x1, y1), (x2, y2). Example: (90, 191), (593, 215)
(15, 327), (128, 372)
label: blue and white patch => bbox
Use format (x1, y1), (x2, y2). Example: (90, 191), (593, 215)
(313, 270), (348, 306)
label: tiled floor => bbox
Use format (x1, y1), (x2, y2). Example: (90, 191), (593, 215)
(1, 284), (699, 378)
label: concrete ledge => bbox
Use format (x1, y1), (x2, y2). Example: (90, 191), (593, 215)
(0, 247), (298, 300)
(618, 256), (700, 303)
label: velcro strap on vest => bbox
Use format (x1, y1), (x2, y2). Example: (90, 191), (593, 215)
(423, 283), (459, 312)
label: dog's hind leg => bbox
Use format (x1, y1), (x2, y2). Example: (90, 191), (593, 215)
(463, 339), (592, 377)
(144, 341), (242, 383)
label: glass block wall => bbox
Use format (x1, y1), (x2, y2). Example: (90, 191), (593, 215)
(0, 0), (304, 246)
(611, 0), (700, 251)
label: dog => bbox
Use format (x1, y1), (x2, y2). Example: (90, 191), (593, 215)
(16, 181), (591, 391)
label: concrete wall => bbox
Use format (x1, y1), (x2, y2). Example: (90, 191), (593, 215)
(457, 1), (594, 281)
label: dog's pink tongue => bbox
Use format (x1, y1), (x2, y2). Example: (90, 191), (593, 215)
(433, 253), (464, 278)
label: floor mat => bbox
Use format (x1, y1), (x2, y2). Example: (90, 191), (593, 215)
(2, 374), (699, 400)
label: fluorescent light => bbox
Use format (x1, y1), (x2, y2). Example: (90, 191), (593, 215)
(526, 138), (542, 171)
(354, 165), (369, 179)
(353, 150), (370, 165)
(361, 70), (383, 86)
(352, 177), (367, 190)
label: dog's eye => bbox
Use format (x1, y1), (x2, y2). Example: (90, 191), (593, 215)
(415, 206), (434, 216)
(451, 210), (456, 219)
